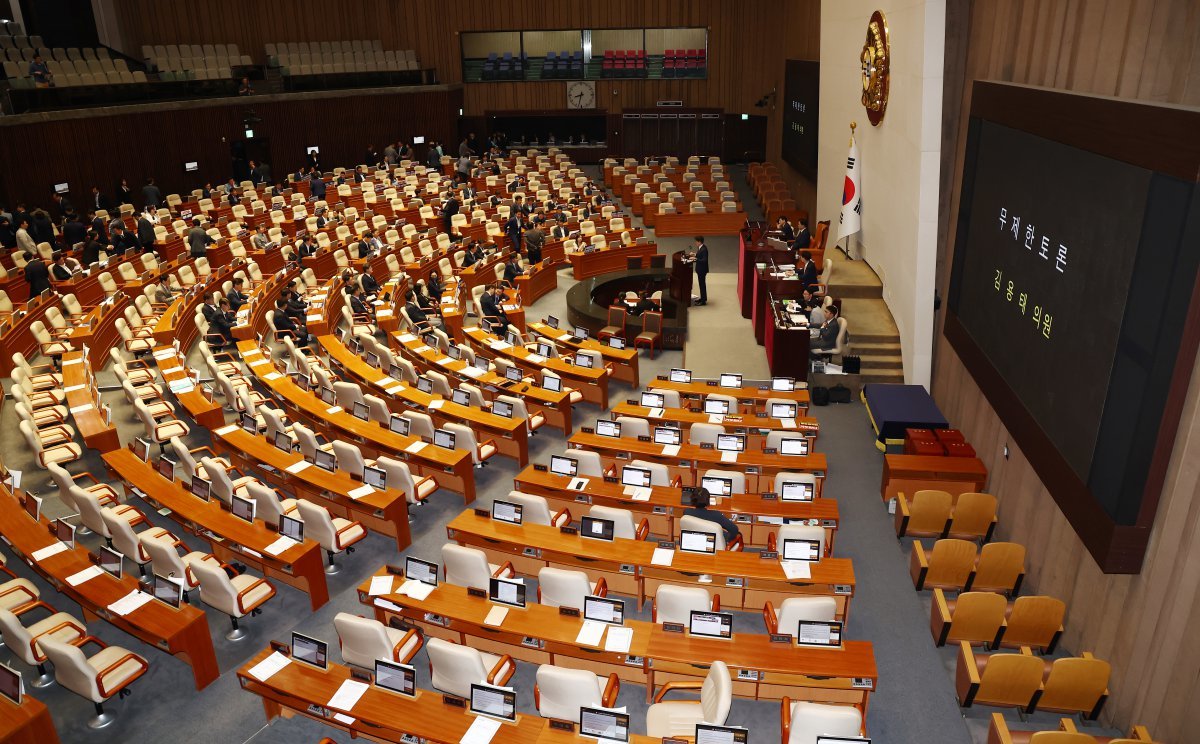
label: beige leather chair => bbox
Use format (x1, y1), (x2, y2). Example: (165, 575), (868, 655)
(426, 637), (514, 698)
(445, 422), (496, 467)
(700, 468), (746, 495)
(771, 523), (827, 558)
(688, 422), (724, 446)
(0, 606), (87, 687)
(645, 660), (731, 737)
(781, 700), (864, 744)
(333, 612), (422, 669)
(38, 637), (149, 729)
(441, 544), (514, 589)
(680, 514), (744, 551)
(534, 664), (619, 722)
(652, 584), (719, 624)
(587, 505), (649, 541)
(614, 416), (650, 439)
(504, 491), (570, 527)
(537, 567), (606, 609)
(139, 530), (221, 592)
(763, 596), (839, 636)
(375, 455), (437, 506)
(191, 560), (276, 640)
(295, 499), (366, 574)
(103, 509), (174, 576)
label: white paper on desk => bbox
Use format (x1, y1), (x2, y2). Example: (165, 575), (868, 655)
(168, 379), (195, 394)
(264, 372), (283, 381)
(756, 516), (785, 525)
(483, 606), (509, 627)
(488, 340), (511, 351)
(306, 314), (322, 322)
(285, 460), (311, 474)
(398, 579), (436, 600)
(575, 619), (606, 647)
(460, 714), (502, 744)
(708, 414), (726, 424)
(413, 345), (432, 354)
(31, 542), (69, 562)
(152, 349), (176, 360)
(780, 560), (812, 580)
(648, 408), (664, 418)
(405, 441), (428, 454)
(62, 357), (83, 366)
(68, 403), (94, 414)
(66, 565), (104, 586)
(327, 679), (370, 713)
(556, 333), (571, 342)
(651, 547), (675, 567)
(502, 304), (518, 312)
(108, 590), (154, 616)
(604, 626), (634, 654)
(216, 424), (238, 436)
(780, 418), (797, 429)
(461, 366), (484, 378)
(326, 405), (343, 414)
(63, 384), (86, 393)
(376, 309), (393, 318)
(631, 487), (652, 501)
(398, 333), (418, 343)
(247, 651), (292, 682)
(429, 399), (445, 409)
(348, 484), (376, 500)
(374, 598), (404, 612)
(249, 359), (271, 368)
(660, 444), (681, 457)
(384, 384), (406, 395)
(332, 713), (356, 725)
(568, 477), (589, 491)
(720, 451), (738, 464)
(526, 353), (546, 364)
(265, 535), (299, 556)
(368, 575), (394, 596)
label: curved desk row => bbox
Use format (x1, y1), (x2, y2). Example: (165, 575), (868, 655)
(464, 327), (610, 409)
(646, 376), (810, 413)
(567, 242), (660, 281)
(527, 320), (639, 388)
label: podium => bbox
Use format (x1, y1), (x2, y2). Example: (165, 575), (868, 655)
(670, 250), (694, 304)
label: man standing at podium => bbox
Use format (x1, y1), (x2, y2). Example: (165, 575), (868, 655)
(692, 235), (709, 305)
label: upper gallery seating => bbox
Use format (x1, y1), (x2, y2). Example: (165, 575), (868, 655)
(540, 50), (583, 79)
(662, 48), (706, 77)
(481, 51), (525, 80)
(600, 49), (647, 78)
(3, 43), (139, 89)
(142, 43), (253, 80)
(267, 40), (421, 76)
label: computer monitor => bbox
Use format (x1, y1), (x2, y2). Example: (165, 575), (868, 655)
(492, 399), (513, 418)
(550, 455), (578, 477)
(232, 495), (256, 522)
(771, 377), (796, 392)
(620, 466), (651, 488)
(718, 373), (742, 388)
(608, 336), (626, 350)
(782, 538), (822, 562)
(703, 398), (730, 415)
(351, 401), (371, 421)
(273, 431), (293, 453)
(779, 437), (809, 456)
(689, 610), (733, 639)
(291, 632), (328, 669)
(365, 351), (380, 368)
(640, 391), (665, 409)
(132, 437), (151, 461)
(580, 707), (630, 742)
(469, 683), (516, 721)
(374, 660), (416, 697)
(491, 500), (523, 525)
(320, 386), (337, 404)
(700, 476), (733, 497)
(580, 516), (615, 541)
(280, 514), (304, 542)
(240, 411), (258, 434)
(770, 402), (798, 419)
(0, 663), (21, 705)
(157, 456), (176, 479)
(796, 620), (843, 648)
(54, 182), (69, 194)
(433, 429), (456, 449)
(572, 325), (589, 340)
(190, 478), (211, 501)
(416, 376), (433, 394)
(575, 353), (595, 369)
(596, 419), (621, 438)
(648, 427), (680, 447)
(480, 318), (494, 334)
(405, 556), (439, 586)
(413, 136), (426, 145)
(488, 576), (526, 608)
(447, 345), (462, 361)
(669, 368), (692, 383)
(388, 364), (407, 383)
(546, 315), (559, 329)
(23, 494), (41, 521)
(537, 342), (555, 358)
(364, 465), (387, 490)
(716, 434), (745, 452)
(54, 519), (76, 548)
(99, 546), (123, 578)
(505, 366), (523, 382)
(474, 355), (491, 372)
(452, 389), (471, 407)
(780, 481), (815, 502)
(695, 724), (749, 743)
(152, 573), (182, 609)
(314, 448), (337, 472)
(388, 414), (411, 436)
(679, 529), (716, 554)
(294, 372), (311, 391)
(424, 332), (440, 349)
(541, 374), (562, 392)
(583, 595), (625, 625)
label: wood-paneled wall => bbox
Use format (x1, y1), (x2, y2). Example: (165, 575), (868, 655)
(0, 87), (461, 209)
(933, 1), (1200, 739)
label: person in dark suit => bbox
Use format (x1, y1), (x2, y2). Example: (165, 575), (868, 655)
(137, 212), (156, 253)
(295, 236), (317, 260)
(88, 211), (108, 242)
(273, 298), (309, 344)
(142, 178), (162, 209)
(792, 218), (811, 251)
(187, 219), (215, 258)
(109, 224), (139, 254)
(226, 278), (249, 312)
(480, 283), (510, 330)
(426, 271), (444, 300)
(90, 186), (111, 213)
(61, 214), (87, 248)
(461, 241), (485, 268)
(200, 293), (220, 324)
(504, 214), (523, 254)
(441, 193), (460, 234)
(210, 298), (237, 344)
(461, 183), (476, 201)
(774, 216), (795, 242)
(797, 250), (818, 289)
(309, 172), (326, 201)
(51, 253), (73, 281)
(502, 254), (524, 284)
(812, 304), (841, 350)
(692, 236), (709, 305)
(81, 231), (103, 266)
(631, 290), (658, 316)
(23, 253), (51, 297)
(51, 193), (74, 220)
(682, 488), (740, 544)
(523, 221), (544, 265)
(284, 289), (308, 322)
(550, 217), (569, 240)
(359, 271), (380, 297)
(348, 286), (372, 319)
(404, 289), (436, 332)
(798, 286), (821, 312)
(115, 179), (134, 206)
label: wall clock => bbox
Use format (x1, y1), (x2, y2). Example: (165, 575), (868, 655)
(861, 10), (890, 125)
(567, 80), (596, 109)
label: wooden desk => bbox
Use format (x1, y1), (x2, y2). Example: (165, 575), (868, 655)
(654, 210), (746, 237)
(646, 376), (810, 414)
(61, 351), (121, 453)
(567, 431), (828, 494)
(738, 230), (795, 319)
(391, 331), (574, 436)
(527, 321), (639, 388)
(568, 243), (660, 281)
(61, 294), (128, 372)
(752, 267), (807, 345)
(0, 483), (220, 690)
(210, 426), (412, 551)
(765, 310), (811, 379)
(0, 693), (61, 744)
(103, 448), (331, 612)
(513, 260), (559, 306)
(0, 293), (60, 376)
(608, 403), (819, 442)
(447, 510), (856, 620)
(320, 334), (530, 466)
(238, 341), (479, 503)
(512, 466), (839, 551)
(880, 454), (989, 502)
(464, 327), (610, 409)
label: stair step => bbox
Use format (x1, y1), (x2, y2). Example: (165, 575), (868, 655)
(850, 342), (901, 353)
(855, 354), (904, 370)
(861, 369), (906, 384)
(829, 284), (883, 300)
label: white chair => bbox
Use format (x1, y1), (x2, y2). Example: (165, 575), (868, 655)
(496, 394), (545, 433)
(647, 388), (681, 408)
(652, 584), (719, 624)
(781, 700), (864, 744)
(700, 469), (746, 495)
(246, 481), (298, 528)
(19, 419), (82, 468)
(190, 560), (276, 641)
(503, 491), (569, 527)
(139, 531), (221, 593)
(0, 606), (86, 687)
(426, 637), (514, 698)
(679, 514), (744, 551)
(629, 459), (672, 487)
(645, 660), (732, 738)
(201, 458), (256, 506)
(169, 437), (228, 482)
(333, 612), (422, 669)
(537, 567), (606, 609)
(775, 472), (819, 500)
(295, 499), (366, 574)
(615, 416), (650, 439)
(444, 422), (496, 467)
(534, 664), (619, 722)
(104, 509), (177, 576)
(133, 398), (189, 447)
(587, 505), (648, 541)
(770, 523), (828, 558)
(38, 637), (149, 729)
(375, 455), (437, 505)
(688, 422), (724, 446)
(75, 488), (144, 542)
(441, 544), (514, 589)
(331, 440), (372, 479)
(763, 596), (839, 636)
(566, 450), (605, 478)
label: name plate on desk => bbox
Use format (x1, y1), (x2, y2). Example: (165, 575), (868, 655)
(533, 464), (548, 472)
(473, 508), (489, 518)
(699, 443), (714, 450)
(637, 435), (652, 442)
(759, 551), (779, 560)
(442, 694), (465, 707)
(705, 381), (718, 387)
(559, 606), (581, 618)
(603, 476), (619, 483)
(581, 426), (595, 434)
(764, 448), (778, 455)
(769, 633), (792, 644)
(467, 587), (487, 599)
(662, 622), (686, 634)
(549, 720), (575, 732)
(761, 492), (778, 501)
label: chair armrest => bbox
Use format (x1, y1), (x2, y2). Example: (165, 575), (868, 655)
(603, 464), (617, 477)
(95, 653), (149, 698)
(24, 360), (58, 373)
(601, 673), (620, 707)
(551, 507), (571, 526)
(1129, 725), (1153, 740)
(486, 654), (514, 686)
(12, 600), (56, 619)
(909, 540), (929, 589)
(762, 601), (778, 634)
(334, 520), (363, 547)
(73, 470), (104, 487)
(188, 445), (223, 461)
(29, 618), (87, 658)
(635, 518), (650, 541)
(729, 534), (745, 552)
(0, 564), (17, 581)
(70, 635), (108, 653)
(392, 628), (423, 664)
(988, 713), (1013, 744)
(669, 475), (682, 488)
(235, 578), (273, 614)
(894, 492), (911, 536)
(931, 588), (952, 646)
(590, 577), (608, 597)
(653, 680), (704, 703)
(1059, 719), (1079, 733)
(492, 561), (515, 579)
(710, 595), (721, 612)
(781, 696), (793, 744)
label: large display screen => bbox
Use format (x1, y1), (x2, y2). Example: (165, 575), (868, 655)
(782, 60), (819, 179)
(945, 82), (1200, 573)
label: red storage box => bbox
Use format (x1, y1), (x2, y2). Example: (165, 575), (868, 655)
(935, 428), (965, 444)
(944, 441), (977, 458)
(906, 439), (946, 456)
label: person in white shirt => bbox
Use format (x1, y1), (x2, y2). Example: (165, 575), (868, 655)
(15, 217), (36, 254)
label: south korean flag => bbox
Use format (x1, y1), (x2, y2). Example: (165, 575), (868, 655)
(838, 137), (862, 246)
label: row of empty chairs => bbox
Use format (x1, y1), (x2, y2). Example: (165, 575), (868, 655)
(141, 42), (252, 73)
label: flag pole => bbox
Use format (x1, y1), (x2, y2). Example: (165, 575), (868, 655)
(840, 122), (857, 260)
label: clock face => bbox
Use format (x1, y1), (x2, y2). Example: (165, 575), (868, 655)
(567, 81), (596, 109)
(860, 10), (890, 126)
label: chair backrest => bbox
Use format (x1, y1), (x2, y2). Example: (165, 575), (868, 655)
(699, 660), (732, 724)
(974, 542), (1025, 592)
(587, 505), (637, 540)
(1038, 656), (1110, 713)
(191, 559), (240, 615)
(0, 608), (42, 664)
(947, 591), (1008, 644)
(140, 533), (188, 581)
(688, 422), (724, 445)
(949, 492), (997, 538)
(570, 450), (604, 478)
(908, 489), (953, 534)
(247, 481), (287, 527)
(427, 638), (488, 698)
(776, 597), (838, 636)
(1026, 735), (1098, 744)
(334, 612), (394, 668)
(442, 544), (492, 589)
(927, 539), (978, 589)
(654, 584), (710, 625)
(504, 491), (553, 525)
(169, 436), (201, 479)
(445, 423), (479, 463)
(778, 523), (826, 557)
(700, 468), (745, 495)
(73, 487), (110, 536)
(786, 701), (862, 744)
(331, 441), (366, 478)
(535, 665), (602, 721)
(295, 499), (337, 551)
(629, 459), (670, 486)
(679, 514), (729, 550)
(975, 652), (1044, 707)
(201, 458), (239, 504)
(614, 416), (649, 438)
(1004, 596), (1067, 649)
(537, 567), (592, 609)
(103, 508), (148, 564)
(39, 638), (105, 700)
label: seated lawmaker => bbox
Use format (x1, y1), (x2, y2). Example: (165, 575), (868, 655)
(502, 253), (525, 284)
(791, 217), (811, 250)
(273, 297), (309, 344)
(812, 304), (842, 350)
(683, 488), (740, 545)
(404, 289), (439, 331)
